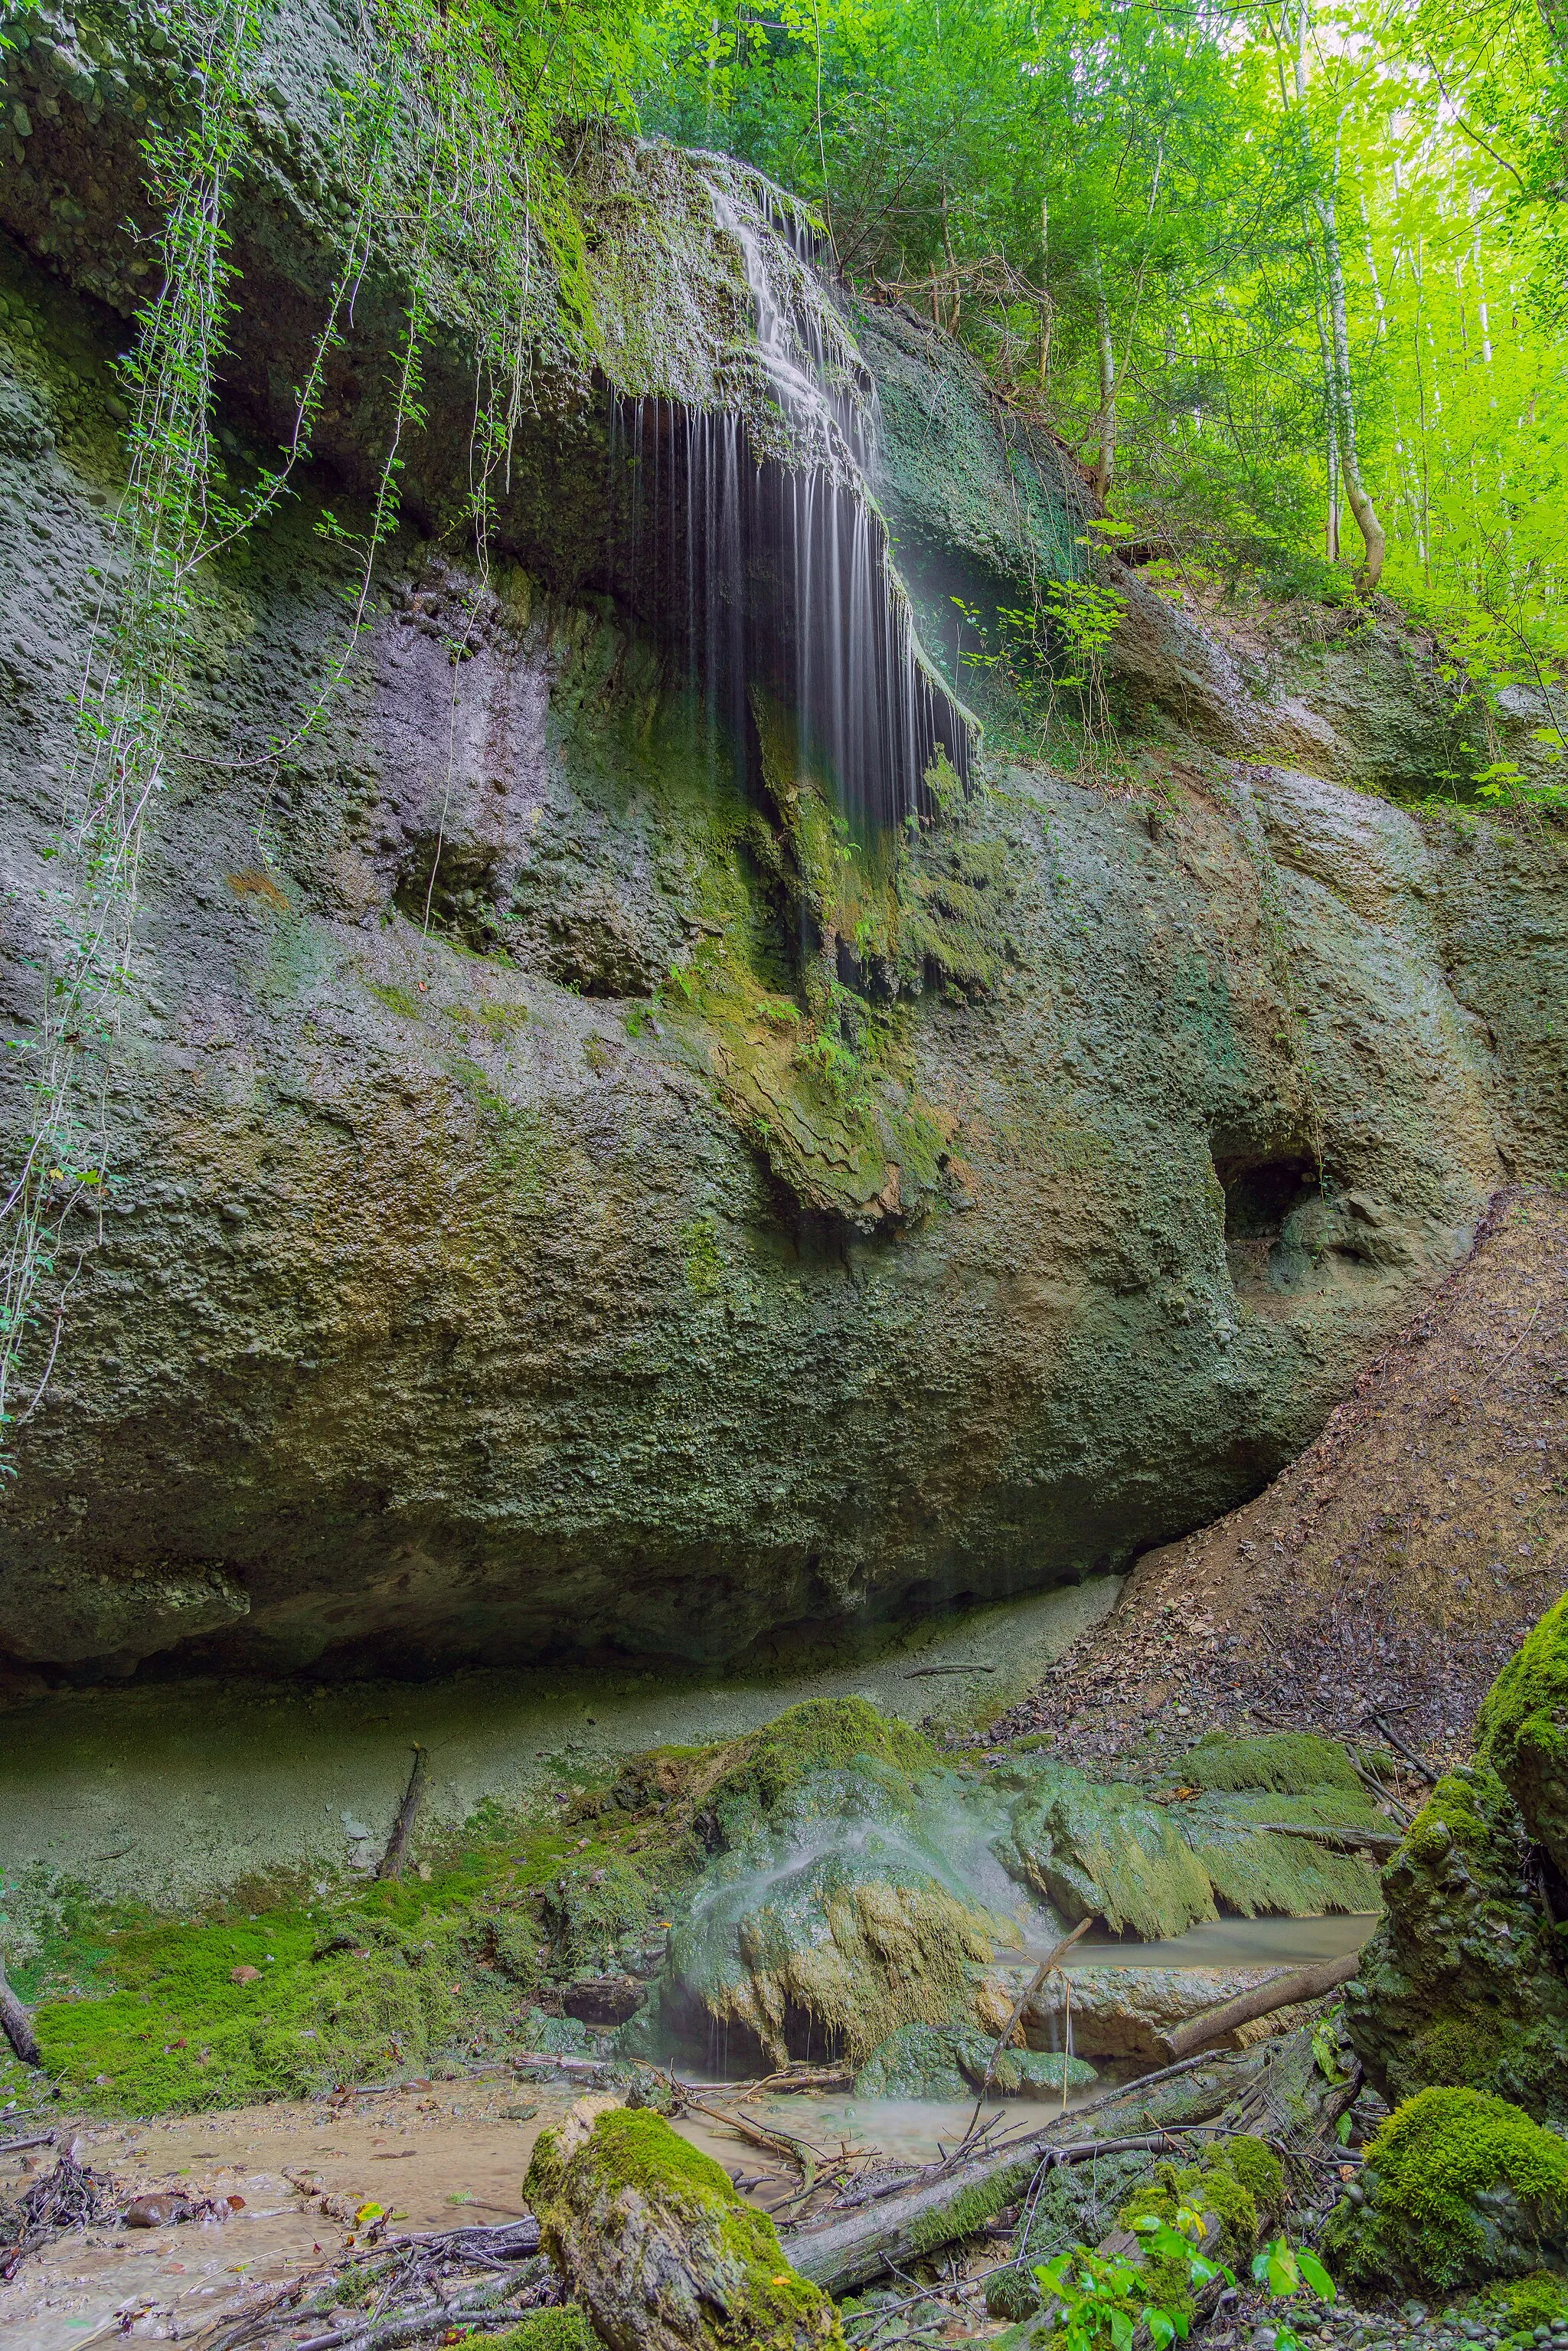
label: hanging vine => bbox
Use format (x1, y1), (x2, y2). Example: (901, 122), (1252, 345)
(0, 0), (631, 1463)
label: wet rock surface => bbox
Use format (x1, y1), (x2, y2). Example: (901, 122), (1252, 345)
(1, 2), (1565, 1680)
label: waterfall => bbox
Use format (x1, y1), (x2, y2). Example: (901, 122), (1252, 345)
(603, 163), (972, 833)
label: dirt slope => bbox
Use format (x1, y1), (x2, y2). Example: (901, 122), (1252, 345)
(987, 1187), (1568, 1766)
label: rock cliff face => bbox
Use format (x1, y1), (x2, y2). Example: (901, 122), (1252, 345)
(1, 0), (1565, 1679)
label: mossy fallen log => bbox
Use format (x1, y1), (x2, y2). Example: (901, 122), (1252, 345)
(784, 2021), (1361, 2296)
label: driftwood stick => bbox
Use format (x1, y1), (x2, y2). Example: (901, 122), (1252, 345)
(962, 1916), (1093, 2141)
(0, 1965), (41, 2068)
(1370, 1711), (1439, 1787)
(376, 1747), (430, 1882)
(1214, 1820), (1402, 1856)
(1160, 1948), (1362, 2062)
(0, 2134), (54, 2156)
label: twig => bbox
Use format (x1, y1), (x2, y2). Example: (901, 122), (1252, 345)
(960, 1917), (1093, 2143)
(0, 2132), (54, 2156)
(904, 1664), (997, 1678)
(1370, 1711), (1438, 1787)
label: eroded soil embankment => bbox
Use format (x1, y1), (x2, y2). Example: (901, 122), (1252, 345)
(995, 1186), (1568, 1765)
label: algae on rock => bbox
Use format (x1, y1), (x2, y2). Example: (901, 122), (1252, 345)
(637, 1705), (1385, 2069)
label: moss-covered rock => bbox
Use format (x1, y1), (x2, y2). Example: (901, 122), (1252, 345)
(1480, 1594), (1568, 1882)
(1323, 2088), (1568, 2294)
(1171, 1731), (1367, 1799)
(1344, 1764), (1568, 2123)
(703, 1701), (937, 1843)
(525, 2097), (843, 2350)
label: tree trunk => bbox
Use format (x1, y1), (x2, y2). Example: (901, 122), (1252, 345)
(376, 1745), (429, 1881)
(1290, 1), (1383, 588)
(1160, 1948), (1362, 2062)
(1092, 254), (1116, 501)
(1315, 179), (1385, 588)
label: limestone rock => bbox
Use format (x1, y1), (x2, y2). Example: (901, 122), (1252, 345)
(1, 0), (1563, 1677)
(1010, 1963), (1282, 2060)
(524, 2096), (842, 2351)
(851, 2018), (1095, 2099)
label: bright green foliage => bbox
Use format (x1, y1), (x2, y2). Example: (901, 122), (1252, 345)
(1325, 2087), (1568, 2293)
(643, 0), (1568, 666)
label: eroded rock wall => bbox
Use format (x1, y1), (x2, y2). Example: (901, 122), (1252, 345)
(0, 2), (1564, 1679)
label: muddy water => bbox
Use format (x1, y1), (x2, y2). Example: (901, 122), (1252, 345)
(1057, 1912), (1379, 1971)
(0, 1580), (1120, 1910)
(0, 2067), (1106, 2347)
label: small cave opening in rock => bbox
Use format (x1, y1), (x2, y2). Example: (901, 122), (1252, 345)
(394, 835), (502, 950)
(1216, 1151), (1323, 1287)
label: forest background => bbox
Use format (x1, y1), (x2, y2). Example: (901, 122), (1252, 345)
(512, 0), (1568, 751)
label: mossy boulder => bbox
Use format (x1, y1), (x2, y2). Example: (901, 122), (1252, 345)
(1323, 2088), (1568, 2294)
(702, 1701), (937, 1844)
(1480, 1594), (1568, 1882)
(1344, 1766), (1568, 2123)
(524, 2096), (843, 2350)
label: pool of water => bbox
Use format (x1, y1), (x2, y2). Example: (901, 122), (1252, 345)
(1055, 1911), (1380, 1971)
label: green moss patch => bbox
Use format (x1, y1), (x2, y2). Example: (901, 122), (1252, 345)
(1326, 2087), (1568, 2293)
(21, 1769), (702, 2116)
(1171, 1731), (1366, 1798)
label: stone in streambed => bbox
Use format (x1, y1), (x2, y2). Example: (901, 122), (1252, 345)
(851, 2018), (1095, 2100)
(524, 2094), (842, 2350)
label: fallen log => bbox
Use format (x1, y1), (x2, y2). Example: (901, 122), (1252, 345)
(1160, 1947), (1362, 2062)
(784, 2126), (1206, 2294)
(376, 1747), (429, 1882)
(785, 1996), (1365, 2294)
(0, 1966), (41, 2068)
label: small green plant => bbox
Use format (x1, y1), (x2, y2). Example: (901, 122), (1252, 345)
(1030, 2217), (1332, 2351)
(1033, 2202), (1227, 2351)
